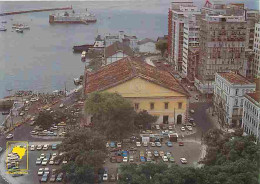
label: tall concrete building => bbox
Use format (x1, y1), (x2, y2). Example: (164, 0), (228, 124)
(182, 13), (201, 80)
(253, 22), (260, 78)
(168, 0), (200, 74)
(195, 2), (247, 94)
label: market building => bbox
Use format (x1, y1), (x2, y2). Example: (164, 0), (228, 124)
(84, 57), (189, 125)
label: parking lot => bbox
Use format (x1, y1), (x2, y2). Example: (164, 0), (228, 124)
(103, 125), (202, 183)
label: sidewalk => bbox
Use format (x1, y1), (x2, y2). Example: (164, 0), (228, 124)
(205, 108), (229, 132)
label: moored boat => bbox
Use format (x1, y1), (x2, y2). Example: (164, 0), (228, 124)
(0, 27), (7, 31)
(16, 28), (23, 33)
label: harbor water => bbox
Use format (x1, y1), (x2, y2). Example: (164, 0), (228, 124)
(0, 0), (258, 124)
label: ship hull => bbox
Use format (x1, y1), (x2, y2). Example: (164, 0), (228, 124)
(49, 20), (97, 24)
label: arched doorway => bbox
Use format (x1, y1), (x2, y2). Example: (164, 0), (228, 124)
(177, 115), (182, 124)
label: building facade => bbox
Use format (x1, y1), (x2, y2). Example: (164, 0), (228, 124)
(137, 38), (159, 53)
(168, 0), (200, 74)
(104, 31), (138, 51)
(214, 72), (256, 128)
(182, 13), (200, 79)
(253, 22), (260, 78)
(242, 92), (260, 141)
(196, 3), (247, 94)
(84, 57), (189, 125)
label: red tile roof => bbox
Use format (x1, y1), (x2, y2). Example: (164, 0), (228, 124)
(85, 57), (189, 96)
(218, 72), (253, 85)
(246, 92), (260, 103)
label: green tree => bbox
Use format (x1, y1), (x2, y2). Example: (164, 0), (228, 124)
(134, 110), (158, 129)
(85, 92), (135, 140)
(35, 112), (53, 129)
(156, 41), (168, 57)
(58, 129), (107, 168)
(62, 161), (94, 184)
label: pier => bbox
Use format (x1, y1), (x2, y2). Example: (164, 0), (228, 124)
(0, 6), (72, 16)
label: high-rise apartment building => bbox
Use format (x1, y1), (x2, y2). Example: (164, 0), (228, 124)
(168, 0), (200, 74)
(253, 22), (260, 78)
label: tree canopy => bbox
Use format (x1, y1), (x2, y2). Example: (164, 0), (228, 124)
(156, 41), (168, 57)
(85, 92), (136, 140)
(134, 110), (158, 129)
(35, 111), (53, 129)
(58, 129), (107, 168)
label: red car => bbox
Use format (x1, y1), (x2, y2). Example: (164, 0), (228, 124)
(179, 142), (184, 146)
(116, 156), (123, 163)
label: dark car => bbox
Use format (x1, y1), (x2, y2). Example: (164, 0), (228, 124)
(41, 173), (49, 182)
(116, 156), (123, 163)
(110, 156), (117, 163)
(56, 173), (63, 182)
(54, 159), (61, 165)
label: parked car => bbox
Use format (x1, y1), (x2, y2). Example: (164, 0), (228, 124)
(154, 151), (159, 157)
(180, 158), (187, 164)
(103, 173), (108, 181)
(116, 156), (123, 163)
(109, 142), (116, 148)
(6, 134), (13, 140)
(30, 145), (35, 151)
(110, 174), (116, 182)
(156, 125), (160, 130)
(56, 173), (63, 182)
(168, 126), (173, 130)
(140, 151), (145, 157)
(146, 157), (152, 162)
(163, 156), (168, 162)
(36, 158), (42, 165)
(41, 158), (48, 166)
(54, 159), (61, 165)
(129, 155), (134, 162)
(159, 151), (164, 157)
(169, 156), (175, 162)
(51, 144), (57, 150)
(180, 127), (186, 131)
(59, 103), (64, 108)
(110, 156), (117, 163)
(30, 131), (38, 135)
(38, 168), (44, 176)
(123, 157), (128, 162)
(150, 142), (155, 147)
(179, 142), (184, 146)
(190, 109), (195, 113)
(43, 144), (49, 150)
(40, 153), (45, 160)
(155, 142), (161, 147)
(136, 142), (141, 147)
(44, 168), (50, 175)
(186, 126), (192, 131)
(41, 173), (49, 182)
(50, 174), (56, 182)
(143, 142), (148, 147)
(37, 145), (43, 150)
(140, 156), (146, 162)
(166, 141), (173, 147)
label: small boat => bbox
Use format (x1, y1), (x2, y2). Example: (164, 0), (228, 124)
(19, 25), (30, 29)
(2, 111), (9, 115)
(81, 51), (86, 62)
(1, 21), (7, 23)
(0, 27), (7, 31)
(16, 29), (23, 33)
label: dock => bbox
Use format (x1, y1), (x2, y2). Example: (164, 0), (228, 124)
(0, 6), (72, 16)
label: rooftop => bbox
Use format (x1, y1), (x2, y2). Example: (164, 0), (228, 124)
(85, 57), (188, 96)
(104, 41), (134, 58)
(137, 38), (156, 45)
(217, 72), (253, 85)
(246, 92), (260, 103)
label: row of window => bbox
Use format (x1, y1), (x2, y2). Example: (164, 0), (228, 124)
(134, 102), (182, 110)
(244, 100), (259, 117)
(244, 111), (259, 128)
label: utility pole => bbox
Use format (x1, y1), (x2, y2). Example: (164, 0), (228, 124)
(64, 82), (67, 96)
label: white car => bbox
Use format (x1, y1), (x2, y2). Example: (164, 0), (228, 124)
(190, 109), (195, 113)
(52, 153), (57, 157)
(163, 156), (168, 162)
(59, 103), (64, 108)
(156, 125), (160, 130)
(168, 126), (173, 130)
(123, 157), (128, 162)
(106, 143), (109, 148)
(43, 144), (49, 150)
(38, 168), (44, 176)
(150, 142), (155, 147)
(62, 160), (68, 164)
(155, 142), (161, 147)
(49, 157), (55, 165)
(40, 153), (45, 160)
(117, 142), (122, 148)
(44, 167), (50, 175)
(41, 158), (48, 166)
(136, 142), (141, 147)
(129, 155), (134, 162)
(30, 131), (38, 135)
(181, 127), (186, 131)
(30, 145), (35, 151)
(180, 158), (187, 164)
(186, 126), (192, 131)
(103, 173), (108, 181)
(6, 134), (13, 139)
(143, 142), (148, 147)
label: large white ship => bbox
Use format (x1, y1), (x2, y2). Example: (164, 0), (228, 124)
(49, 10), (97, 24)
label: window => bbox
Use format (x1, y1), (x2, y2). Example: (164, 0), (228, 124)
(150, 103), (154, 110)
(240, 99), (244, 107)
(235, 89), (239, 96)
(165, 102), (169, 109)
(178, 102), (182, 109)
(134, 103), (139, 110)
(234, 98), (238, 106)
